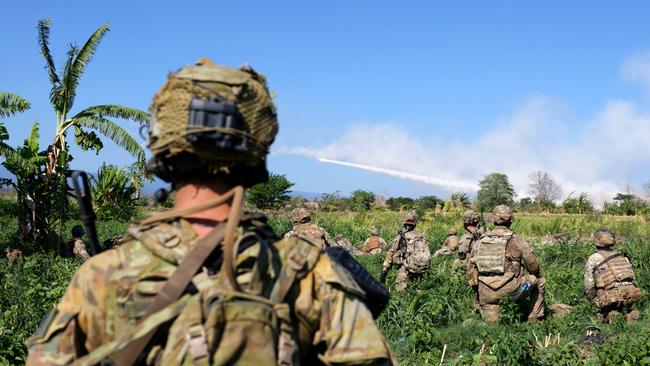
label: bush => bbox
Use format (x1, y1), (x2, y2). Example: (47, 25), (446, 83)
(91, 164), (139, 220)
(246, 173), (294, 210)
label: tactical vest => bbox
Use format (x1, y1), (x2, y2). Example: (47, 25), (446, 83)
(363, 236), (383, 252)
(77, 216), (322, 366)
(474, 230), (513, 275)
(593, 250), (636, 290)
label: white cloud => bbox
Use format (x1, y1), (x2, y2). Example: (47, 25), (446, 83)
(621, 52), (650, 90)
(277, 56), (650, 207)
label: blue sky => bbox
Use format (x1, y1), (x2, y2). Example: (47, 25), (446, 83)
(2, 1), (650, 202)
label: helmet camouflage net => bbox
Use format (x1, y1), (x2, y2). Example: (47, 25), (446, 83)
(403, 212), (417, 226)
(593, 229), (616, 247)
(148, 58), (278, 176)
(492, 205), (514, 225)
(371, 227), (380, 236)
(462, 210), (480, 225)
(291, 208), (311, 224)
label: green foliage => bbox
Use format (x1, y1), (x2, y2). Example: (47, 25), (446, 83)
(386, 196), (415, 211)
(563, 192), (594, 214)
(319, 191), (351, 212)
(604, 193), (648, 216)
(91, 164), (139, 220)
(350, 189), (375, 211)
(246, 173), (294, 210)
(477, 172), (516, 211)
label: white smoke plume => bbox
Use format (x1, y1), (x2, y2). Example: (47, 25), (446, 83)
(277, 54), (650, 206)
(318, 158), (479, 192)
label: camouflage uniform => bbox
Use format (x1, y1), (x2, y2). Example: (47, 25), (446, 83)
(362, 227), (387, 255)
(284, 208), (335, 248)
(584, 229), (642, 323)
(382, 213), (431, 292)
(457, 210), (482, 310)
(27, 59), (394, 366)
(62, 225), (90, 262)
(433, 229), (459, 257)
(473, 206), (545, 323)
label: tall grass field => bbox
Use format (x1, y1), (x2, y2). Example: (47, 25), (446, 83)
(1, 207), (649, 365)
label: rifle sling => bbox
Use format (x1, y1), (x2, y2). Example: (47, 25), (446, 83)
(110, 222), (227, 366)
(592, 252), (625, 275)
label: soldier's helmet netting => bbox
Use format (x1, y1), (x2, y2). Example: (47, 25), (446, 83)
(462, 210), (480, 225)
(291, 208), (311, 224)
(147, 58), (278, 178)
(593, 229), (616, 248)
(492, 205), (514, 225)
(371, 227), (380, 236)
(403, 212), (417, 226)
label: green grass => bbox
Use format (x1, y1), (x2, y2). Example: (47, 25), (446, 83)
(1, 208), (650, 364)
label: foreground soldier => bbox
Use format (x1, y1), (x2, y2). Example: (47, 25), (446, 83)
(284, 208), (335, 247)
(27, 59), (394, 365)
(433, 229), (459, 257)
(380, 212), (431, 292)
(457, 210), (482, 310)
(362, 227), (388, 255)
(473, 205), (545, 323)
(584, 229), (642, 323)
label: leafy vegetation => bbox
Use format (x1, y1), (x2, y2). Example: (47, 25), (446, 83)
(246, 173), (294, 210)
(477, 172), (516, 211)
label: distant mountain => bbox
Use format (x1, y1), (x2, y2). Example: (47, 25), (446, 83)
(290, 190), (322, 200)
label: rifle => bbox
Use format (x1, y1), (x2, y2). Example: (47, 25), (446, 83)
(379, 229), (405, 283)
(70, 171), (100, 256)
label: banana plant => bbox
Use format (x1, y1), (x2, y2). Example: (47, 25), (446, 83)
(37, 19), (146, 176)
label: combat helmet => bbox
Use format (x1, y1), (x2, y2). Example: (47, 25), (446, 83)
(371, 226), (380, 236)
(146, 58), (278, 187)
(593, 229), (616, 248)
(71, 225), (85, 239)
(403, 212), (417, 226)
(462, 210), (480, 226)
(492, 205), (514, 225)
(291, 208), (311, 224)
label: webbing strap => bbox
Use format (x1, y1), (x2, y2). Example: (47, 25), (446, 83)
(593, 252), (625, 275)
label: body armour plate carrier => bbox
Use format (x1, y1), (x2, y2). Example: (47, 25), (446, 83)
(474, 231), (513, 275)
(594, 251), (636, 290)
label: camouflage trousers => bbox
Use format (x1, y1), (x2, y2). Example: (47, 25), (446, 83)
(478, 274), (545, 323)
(461, 260), (480, 310)
(593, 284), (642, 323)
(395, 266), (422, 292)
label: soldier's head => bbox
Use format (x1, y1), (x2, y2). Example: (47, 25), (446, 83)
(593, 229), (616, 248)
(146, 58), (278, 189)
(447, 228), (457, 236)
(71, 225), (85, 239)
(462, 210), (480, 230)
(492, 205), (514, 227)
(291, 208), (311, 224)
(402, 212), (417, 231)
(371, 226), (380, 236)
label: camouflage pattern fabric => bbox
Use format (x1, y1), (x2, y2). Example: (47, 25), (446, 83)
(383, 229), (430, 292)
(458, 231), (481, 310)
(64, 238), (90, 262)
(474, 225), (545, 323)
(26, 217), (396, 365)
(433, 233), (458, 257)
(362, 236), (387, 255)
(584, 249), (642, 317)
(284, 222), (335, 248)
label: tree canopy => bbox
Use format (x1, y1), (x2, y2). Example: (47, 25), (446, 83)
(477, 172), (516, 211)
(246, 173), (294, 210)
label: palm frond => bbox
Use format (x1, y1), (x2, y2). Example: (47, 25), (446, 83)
(56, 45), (80, 113)
(0, 92), (31, 118)
(61, 23), (110, 113)
(0, 122), (9, 141)
(74, 104), (148, 124)
(37, 19), (60, 86)
(0, 142), (37, 173)
(72, 116), (144, 160)
(26, 121), (40, 153)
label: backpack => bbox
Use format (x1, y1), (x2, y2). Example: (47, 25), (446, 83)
(403, 232), (431, 274)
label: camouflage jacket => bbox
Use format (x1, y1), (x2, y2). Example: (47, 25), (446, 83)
(383, 230), (429, 269)
(27, 216), (395, 365)
(584, 249), (636, 299)
(458, 230), (481, 261)
(284, 222), (335, 248)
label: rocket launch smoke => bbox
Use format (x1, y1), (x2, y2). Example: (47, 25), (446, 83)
(318, 158), (479, 192)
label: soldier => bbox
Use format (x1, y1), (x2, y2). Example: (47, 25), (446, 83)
(584, 229), (642, 323)
(62, 225), (90, 262)
(473, 205), (545, 323)
(362, 227), (388, 255)
(27, 59), (395, 365)
(380, 212), (431, 292)
(284, 207), (336, 247)
(457, 210), (482, 310)
(433, 229), (459, 257)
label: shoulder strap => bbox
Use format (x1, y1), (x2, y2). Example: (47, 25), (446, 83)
(592, 252), (625, 275)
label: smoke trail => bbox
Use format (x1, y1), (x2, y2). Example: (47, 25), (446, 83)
(318, 158), (479, 192)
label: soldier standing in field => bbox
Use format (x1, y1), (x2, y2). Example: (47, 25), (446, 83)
(457, 210), (483, 310)
(61, 225), (90, 262)
(362, 226), (388, 255)
(584, 229), (642, 323)
(27, 59), (395, 365)
(380, 212), (431, 292)
(473, 205), (545, 323)
(433, 228), (459, 257)
(284, 207), (336, 248)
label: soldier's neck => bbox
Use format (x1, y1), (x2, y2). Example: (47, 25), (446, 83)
(174, 181), (237, 238)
